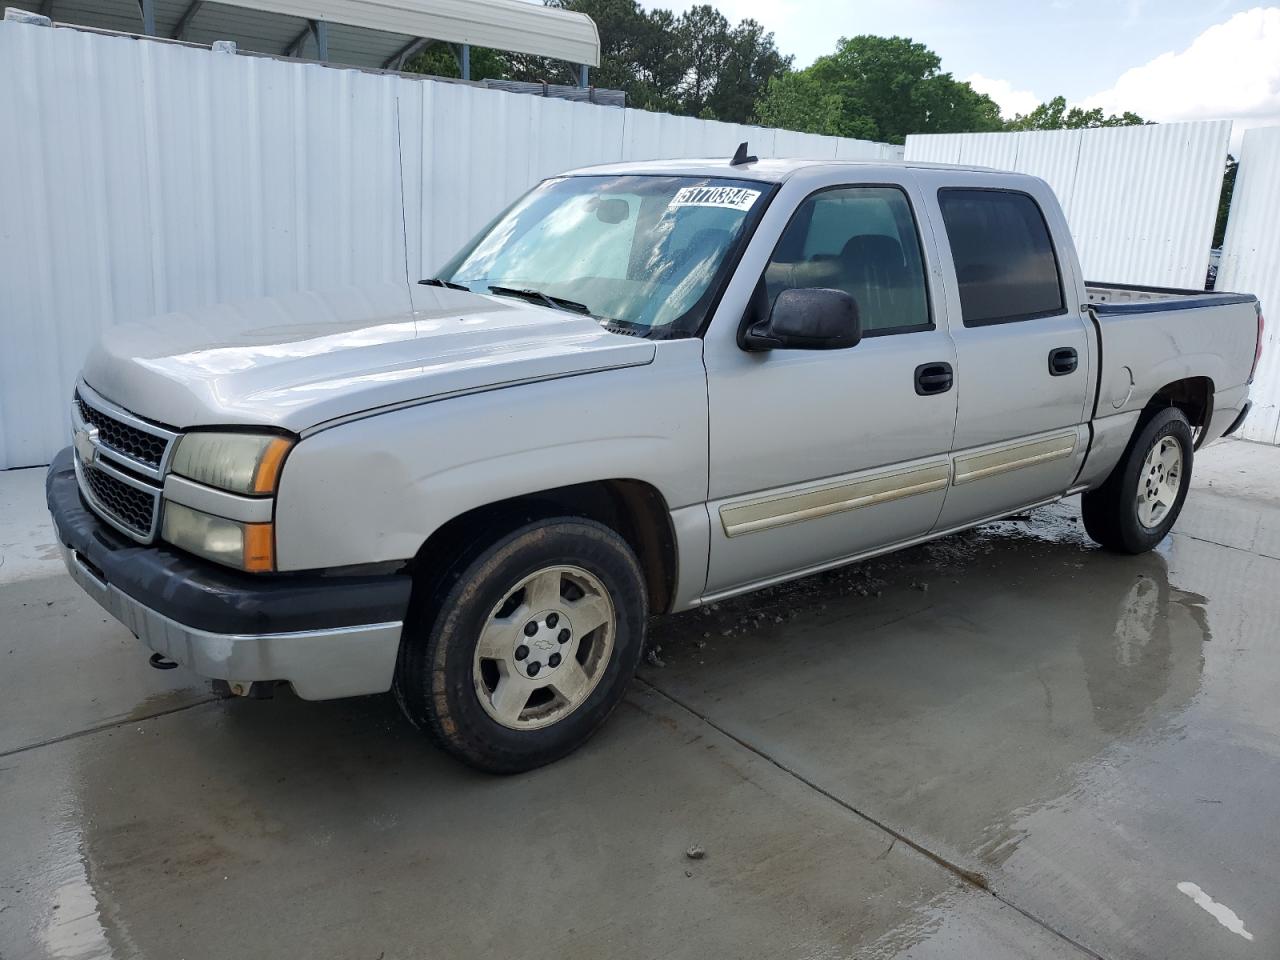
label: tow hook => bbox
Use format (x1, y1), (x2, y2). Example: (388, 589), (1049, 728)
(149, 653), (179, 670)
(211, 679), (277, 699)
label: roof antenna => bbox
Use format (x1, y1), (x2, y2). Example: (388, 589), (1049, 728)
(730, 141), (757, 166)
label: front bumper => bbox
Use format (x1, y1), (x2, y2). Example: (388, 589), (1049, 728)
(47, 448), (413, 699)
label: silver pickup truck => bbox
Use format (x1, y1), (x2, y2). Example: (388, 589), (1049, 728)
(47, 155), (1265, 772)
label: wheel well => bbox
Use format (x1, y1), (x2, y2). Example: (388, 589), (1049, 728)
(1146, 376), (1213, 439)
(409, 480), (678, 615)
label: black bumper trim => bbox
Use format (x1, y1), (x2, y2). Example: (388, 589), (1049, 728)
(47, 448), (413, 635)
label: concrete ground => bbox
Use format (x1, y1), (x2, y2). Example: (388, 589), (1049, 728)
(2, 439), (1278, 960)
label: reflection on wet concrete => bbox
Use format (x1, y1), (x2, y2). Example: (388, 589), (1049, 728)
(0, 575), (210, 756)
(855, 886), (1087, 960)
(36, 784), (125, 960)
(4, 445), (1280, 960)
(647, 496), (1279, 959)
(1080, 557), (1208, 737)
(648, 503), (1213, 846)
(4, 690), (1081, 960)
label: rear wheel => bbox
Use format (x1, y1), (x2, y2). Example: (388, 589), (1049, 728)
(1081, 407), (1193, 554)
(394, 517), (647, 774)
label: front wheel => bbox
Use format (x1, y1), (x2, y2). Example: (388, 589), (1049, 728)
(1081, 406), (1194, 554)
(394, 518), (647, 774)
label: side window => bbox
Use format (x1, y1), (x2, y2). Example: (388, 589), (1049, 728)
(936, 189), (1065, 326)
(763, 186), (932, 335)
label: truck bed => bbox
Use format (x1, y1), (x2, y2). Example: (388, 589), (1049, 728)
(1080, 278), (1259, 459)
(1086, 280), (1257, 314)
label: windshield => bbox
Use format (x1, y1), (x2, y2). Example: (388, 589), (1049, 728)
(438, 175), (769, 338)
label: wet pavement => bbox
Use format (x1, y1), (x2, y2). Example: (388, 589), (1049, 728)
(2, 439), (1278, 959)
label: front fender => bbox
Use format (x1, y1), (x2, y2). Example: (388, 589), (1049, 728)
(273, 340), (708, 571)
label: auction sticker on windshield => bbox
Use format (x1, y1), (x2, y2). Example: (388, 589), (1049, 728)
(669, 185), (761, 211)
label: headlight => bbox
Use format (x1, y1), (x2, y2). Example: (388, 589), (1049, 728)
(162, 502), (275, 572)
(170, 432), (294, 495)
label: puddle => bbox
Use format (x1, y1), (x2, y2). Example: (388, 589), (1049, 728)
(26, 773), (135, 960)
(648, 501), (1107, 667)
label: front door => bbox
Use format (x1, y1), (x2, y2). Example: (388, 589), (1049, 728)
(923, 180), (1092, 530)
(702, 173), (958, 598)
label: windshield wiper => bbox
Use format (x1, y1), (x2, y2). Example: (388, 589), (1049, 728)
(418, 277), (469, 290)
(487, 285), (591, 315)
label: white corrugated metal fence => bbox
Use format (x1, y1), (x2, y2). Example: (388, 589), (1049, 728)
(905, 123), (1230, 290)
(5, 19), (1273, 462)
(1218, 126), (1280, 445)
(0, 19), (900, 468)
(908, 123), (1280, 446)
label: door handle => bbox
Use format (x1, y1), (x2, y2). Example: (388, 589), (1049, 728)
(914, 361), (954, 396)
(1049, 347), (1078, 376)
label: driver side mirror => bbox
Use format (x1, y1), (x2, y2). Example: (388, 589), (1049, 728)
(742, 288), (862, 351)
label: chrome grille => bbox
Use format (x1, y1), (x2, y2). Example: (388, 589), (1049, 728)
(74, 394), (168, 469)
(80, 460), (157, 538)
(71, 382), (178, 543)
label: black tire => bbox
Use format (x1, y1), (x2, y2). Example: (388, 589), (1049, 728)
(1081, 406), (1194, 554)
(393, 517), (647, 774)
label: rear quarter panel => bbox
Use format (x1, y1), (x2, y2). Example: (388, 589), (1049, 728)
(1094, 300), (1257, 418)
(1076, 299), (1258, 487)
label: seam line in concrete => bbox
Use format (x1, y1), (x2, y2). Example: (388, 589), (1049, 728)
(637, 676), (1108, 960)
(0, 697), (220, 759)
(1172, 528), (1280, 563)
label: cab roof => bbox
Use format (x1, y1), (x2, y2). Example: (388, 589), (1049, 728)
(559, 157), (1004, 183)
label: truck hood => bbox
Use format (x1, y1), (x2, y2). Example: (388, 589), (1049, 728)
(81, 282), (655, 432)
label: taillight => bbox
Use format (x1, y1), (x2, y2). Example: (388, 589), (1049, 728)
(1250, 310), (1265, 383)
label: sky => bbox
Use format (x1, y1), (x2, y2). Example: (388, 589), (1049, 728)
(658, 0), (1280, 148)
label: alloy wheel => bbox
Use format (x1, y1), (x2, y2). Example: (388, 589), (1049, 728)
(472, 564), (616, 730)
(1136, 435), (1182, 529)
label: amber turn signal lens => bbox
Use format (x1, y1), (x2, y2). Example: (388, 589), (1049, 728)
(243, 523), (275, 573)
(252, 437), (294, 495)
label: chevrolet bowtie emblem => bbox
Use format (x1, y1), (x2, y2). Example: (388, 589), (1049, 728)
(74, 424), (100, 465)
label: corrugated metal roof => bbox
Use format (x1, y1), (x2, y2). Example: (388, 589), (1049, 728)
(215, 0), (600, 65)
(1218, 126), (1280, 445)
(37, 0), (600, 68)
(904, 122), (1231, 290)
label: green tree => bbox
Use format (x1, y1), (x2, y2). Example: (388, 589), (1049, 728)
(407, 0), (790, 124)
(532, 0), (685, 106)
(404, 42), (508, 81)
(706, 19), (792, 124)
(755, 36), (1003, 144)
(674, 5), (730, 116)
(1214, 154), (1237, 248)
(406, 0), (670, 91)
(1006, 95), (1146, 130)
(405, 6), (1015, 141)
(756, 71), (878, 140)
(551, 0), (663, 91)
(628, 7), (685, 112)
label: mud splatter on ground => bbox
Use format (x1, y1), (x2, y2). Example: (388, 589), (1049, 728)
(645, 502), (1094, 666)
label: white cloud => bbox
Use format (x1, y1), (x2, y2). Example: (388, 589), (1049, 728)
(1082, 7), (1280, 145)
(966, 73), (1040, 119)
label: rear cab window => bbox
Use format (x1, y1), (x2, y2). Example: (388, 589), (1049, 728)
(936, 189), (1065, 326)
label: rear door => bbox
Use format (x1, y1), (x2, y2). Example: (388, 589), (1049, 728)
(923, 177), (1092, 529)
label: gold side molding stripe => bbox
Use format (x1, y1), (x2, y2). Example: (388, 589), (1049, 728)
(720, 462), (951, 538)
(953, 433), (1077, 486)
